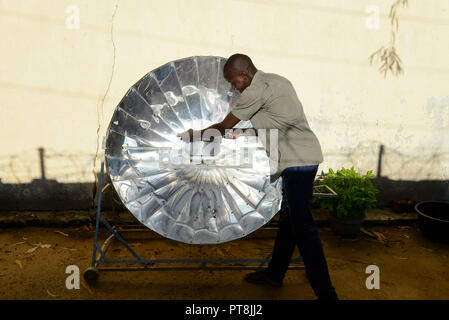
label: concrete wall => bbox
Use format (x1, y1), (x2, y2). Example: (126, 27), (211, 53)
(0, 0), (448, 209)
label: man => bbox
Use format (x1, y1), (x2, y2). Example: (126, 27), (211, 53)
(179, 53), (338, 300)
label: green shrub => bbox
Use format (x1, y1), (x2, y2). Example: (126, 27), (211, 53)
(319, 167), (379, 219)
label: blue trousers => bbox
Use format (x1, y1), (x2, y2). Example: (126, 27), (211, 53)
(267, 165), (338, 300)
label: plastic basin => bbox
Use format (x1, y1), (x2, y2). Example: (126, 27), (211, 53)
(415, 201), (449, 244)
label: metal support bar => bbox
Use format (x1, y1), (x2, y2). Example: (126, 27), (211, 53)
(95, 234), (115, 264)
(97, 266), (305, 272)
(98, 216), (148, 268)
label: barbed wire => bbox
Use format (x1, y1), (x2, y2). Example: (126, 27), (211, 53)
(0, 150), (100, 184)
(0, 144), (446, 184)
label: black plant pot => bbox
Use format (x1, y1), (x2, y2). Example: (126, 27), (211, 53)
(328, 213), (364, 236)
(415, 201), (449, 244)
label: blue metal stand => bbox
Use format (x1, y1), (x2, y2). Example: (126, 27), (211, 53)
(84, 148), (337, 284)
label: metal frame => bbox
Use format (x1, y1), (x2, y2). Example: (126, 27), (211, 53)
(85, 145), (337, 282)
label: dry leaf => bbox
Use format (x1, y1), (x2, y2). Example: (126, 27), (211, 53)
(30, 242), (51, 249)
(216, 248), (225, 257)
(61, 247), (77, 251)
(11, 241), (26, 246)
(15, 260), (23, 269)
(372, 231), (383, 239)
(372, 231), (387, 243)
(360, 227), (377, 239)
(26, 247), (39, 254)
(55, 231), (69, 237)
(46, 289), (57, 297)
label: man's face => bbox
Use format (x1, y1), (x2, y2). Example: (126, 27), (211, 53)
(224, 69), (250, 93)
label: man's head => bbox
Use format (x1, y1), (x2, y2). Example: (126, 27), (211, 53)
(223, 53), (258, 93)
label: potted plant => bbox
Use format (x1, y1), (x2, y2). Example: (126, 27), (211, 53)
(318, 167), (379, 236)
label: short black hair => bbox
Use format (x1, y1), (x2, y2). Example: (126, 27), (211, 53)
(223, 53), (256, 73)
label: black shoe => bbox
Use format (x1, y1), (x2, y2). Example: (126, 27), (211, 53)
(244, 270), (283, 288)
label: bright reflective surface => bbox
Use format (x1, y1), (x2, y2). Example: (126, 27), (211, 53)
(105, 56), (282, 244)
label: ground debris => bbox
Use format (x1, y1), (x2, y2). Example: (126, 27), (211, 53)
(26, 247), (39, 254)
(360, 227), (377, 239)
(25, 243), (52, 253)
(372, 231), (387, 243)
(10, 241), (26, 247)
(60, 247), (77, 251)
(40, 244), (51, 248)
(55, 231), (69, 237)
(15, 259), (22, 269)
(46, 289), (57, 297)
(215, 248), (226, 257)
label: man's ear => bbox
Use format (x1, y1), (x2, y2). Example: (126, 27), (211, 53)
(240, 71), (249, 81)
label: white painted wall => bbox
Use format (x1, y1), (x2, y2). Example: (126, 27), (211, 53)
(0, 0), (448, 183)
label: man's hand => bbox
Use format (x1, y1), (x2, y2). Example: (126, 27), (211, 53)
(177, 129), (196, 142)
(226, 128), (257, 139)
(177, 129), (218, 142)
(176, 112), (241, 143)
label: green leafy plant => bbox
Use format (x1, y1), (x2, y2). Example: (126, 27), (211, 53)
(319, 167), (379, 219)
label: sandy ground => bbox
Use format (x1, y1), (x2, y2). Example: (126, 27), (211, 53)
(0, 223), (448, 300)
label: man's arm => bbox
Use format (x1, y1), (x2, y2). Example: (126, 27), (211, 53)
(178, 112), (241, 141)
(201, 112), (241, 136)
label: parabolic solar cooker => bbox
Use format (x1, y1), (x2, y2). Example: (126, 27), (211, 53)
(105, 56), (282, 245)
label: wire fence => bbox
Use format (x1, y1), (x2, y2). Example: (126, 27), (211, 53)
(0, 144), (447, 185)
(0, 149), (100, 184)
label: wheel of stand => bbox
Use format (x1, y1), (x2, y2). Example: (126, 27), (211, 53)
(83, 267), (99, 285)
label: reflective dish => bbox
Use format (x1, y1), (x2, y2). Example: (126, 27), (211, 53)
(105, 56), (282, 244)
